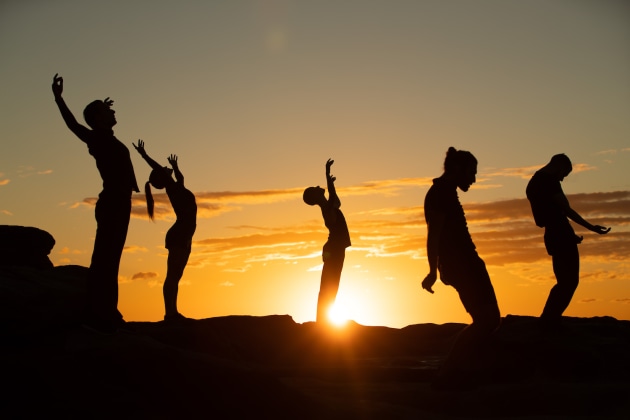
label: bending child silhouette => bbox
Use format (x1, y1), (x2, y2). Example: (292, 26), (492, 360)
(422, 147), (501, 389)
(303, 159), (351, 323)
(526, 154), (610, 330)
(133, 140), (197, 323)
(52, 74), (139, 333)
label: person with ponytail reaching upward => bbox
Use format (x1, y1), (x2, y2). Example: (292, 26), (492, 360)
(422, 147), (501, 390)
(133, 140), (197, 323)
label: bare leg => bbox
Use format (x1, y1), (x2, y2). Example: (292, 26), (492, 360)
(316, 248), (344, 322)
(163, 247), (190, 318)
(541, 245), (579, 326)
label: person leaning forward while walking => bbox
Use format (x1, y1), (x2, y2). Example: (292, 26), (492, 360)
(526, 153), (610, 331)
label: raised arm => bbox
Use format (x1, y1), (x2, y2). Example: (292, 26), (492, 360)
(168, 154), (184, 184)
(325, 158), (341, 209)
(132, 139), (163, 171)
(52, 74), (91, 142)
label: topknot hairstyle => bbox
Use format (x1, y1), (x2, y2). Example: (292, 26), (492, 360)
(443, 147), (477, 173)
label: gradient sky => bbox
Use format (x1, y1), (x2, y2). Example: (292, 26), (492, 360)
(1, 0), (629, 327)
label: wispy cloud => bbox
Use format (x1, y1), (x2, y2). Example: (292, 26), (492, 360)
(15, 166), (53, 178)
(0, 179), (9, 186)
(596, 148), (630, 155)
(131, 271), (158, 280)
(481, 163), (596, 180)
(76, 177), (435, 220)
(578, 298), (599, 303)
(123, 245), (148, 253)
(188, 190), (630, 272)
(58, 246), (83, 255)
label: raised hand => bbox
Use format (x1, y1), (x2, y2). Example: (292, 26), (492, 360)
(52, 73), (63, 98)
(103, 97), (114, 108)
(326, 158), (336, 182)
(168, 154), (178, 167)
(132, 139), (146, 156)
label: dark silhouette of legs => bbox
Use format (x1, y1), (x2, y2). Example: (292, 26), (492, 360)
(163, 246), (191, 318)
(85, 195), (131, 329)
(541, 244), (579, 325)
(443, 302), (501, 374)
(438, 255), (500, 382)
(317, 245), (345, 322)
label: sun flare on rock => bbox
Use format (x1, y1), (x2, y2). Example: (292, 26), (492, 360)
(328, 302), (350, 327)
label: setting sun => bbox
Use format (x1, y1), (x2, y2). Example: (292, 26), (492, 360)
(328, 302), (350, 327)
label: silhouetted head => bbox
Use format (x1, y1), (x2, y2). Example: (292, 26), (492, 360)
(144, 167), (174, 220)
(443, 147), (478, 192)
(83, 100), (116, 130)
(148, 167), (173, 190)
(303, 186), (325, 206)
(548, 153), (572, 181)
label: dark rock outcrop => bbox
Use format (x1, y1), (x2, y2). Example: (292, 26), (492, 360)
(0, 225), (55, 269)
(1, 236), (629, 418)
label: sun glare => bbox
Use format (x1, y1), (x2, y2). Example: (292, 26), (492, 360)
(328, 303), (350, 327)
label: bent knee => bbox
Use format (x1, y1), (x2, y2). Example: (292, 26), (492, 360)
(471, 306), (501, 333)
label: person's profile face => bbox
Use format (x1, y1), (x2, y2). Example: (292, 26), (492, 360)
(457, 162), (477, 192)
(559, 166), (571, 182)
(94, 104), (117, 128)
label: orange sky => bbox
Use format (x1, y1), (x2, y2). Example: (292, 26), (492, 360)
(1, 1), (629, 326)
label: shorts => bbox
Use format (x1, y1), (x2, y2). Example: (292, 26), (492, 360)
(544, 224), (579, 256)
(165, 222), (196, 251)
(439, 253), (498, 315)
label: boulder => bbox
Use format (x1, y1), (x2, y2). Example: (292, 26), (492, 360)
(0, 225), (55, 269)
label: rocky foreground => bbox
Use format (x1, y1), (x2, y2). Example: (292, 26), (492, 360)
(2, 264), (630, 419)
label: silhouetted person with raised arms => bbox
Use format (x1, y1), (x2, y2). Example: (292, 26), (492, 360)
(422, 147), (501, 389)
(52, 74), (139, 333)
(303, 159), (351, 323)
(526, 154), (610, 331)
(133, 140), (197, 323)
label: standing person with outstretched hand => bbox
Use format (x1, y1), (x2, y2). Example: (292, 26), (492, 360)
(303, 159), (351, 323)
(52, 74), (139, 333)
(526, 153), (610, 331)
(134, 140), (197, 323)
(422, 147), (501, 390)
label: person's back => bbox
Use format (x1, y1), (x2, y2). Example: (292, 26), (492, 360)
(167, 181), (197, 229)
(323, 204), (350, 250)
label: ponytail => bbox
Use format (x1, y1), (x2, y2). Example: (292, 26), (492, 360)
(145, 181), (155, 220)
